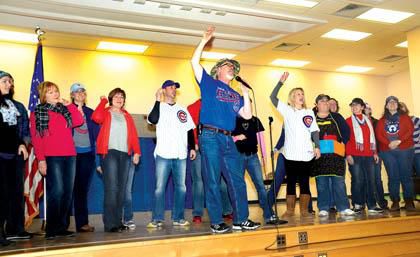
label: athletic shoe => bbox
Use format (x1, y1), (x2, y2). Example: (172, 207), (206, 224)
(329, 207), (337, 213)
(56, 230), (75, 237)
(368, 207), (385, 214)
(340, 209), (355, 216)
(232, 219), (261, 230)
(173, 219), (190, 226)
(120, 224), (130, 231)
(192, 216), (202, 224)
(107, 227), (122, 233)
(147, 221), (163, 228)
(6, 231), (32, 240)
(0, 237), (11, 246)
(124, 220), (136, 230)
(266, 215), (288, 225)
(210, 223), (231, 233)
(352, 204), (364, 214)
(318, 210), (329, 217)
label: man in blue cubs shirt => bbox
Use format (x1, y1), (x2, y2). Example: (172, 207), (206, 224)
(191, 26), (260, 233)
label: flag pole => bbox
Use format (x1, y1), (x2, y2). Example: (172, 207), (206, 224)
(36, 26), (47, 232)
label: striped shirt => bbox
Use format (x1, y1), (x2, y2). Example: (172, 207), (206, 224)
(276, 101), (319, 161)
(412, 116), (420, 154)
(153, 102), (195, 159)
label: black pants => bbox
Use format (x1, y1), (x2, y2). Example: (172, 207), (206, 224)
(0, 157), (16, 235)
(285, 159), (312, 195)
(6, 155), (25, 235)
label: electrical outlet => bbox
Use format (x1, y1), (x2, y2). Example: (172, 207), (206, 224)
(277, 234), (286, 248)
(318, 253), (328, 257)
(298, 231), (308, 244)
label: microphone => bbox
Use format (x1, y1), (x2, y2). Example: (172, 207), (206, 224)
(269, 116), (273, 124)
(235, 76), (252, 90)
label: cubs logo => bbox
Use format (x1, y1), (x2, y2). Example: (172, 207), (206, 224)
(303, 115), (313, 128)
(177, 110), (187, 123)
(385, 121), (399, 135)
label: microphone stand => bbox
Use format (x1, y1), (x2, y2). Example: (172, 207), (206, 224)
(268, 116), (278, 219)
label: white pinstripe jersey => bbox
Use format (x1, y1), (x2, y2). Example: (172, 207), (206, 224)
(276, 101), (319, 161)
(153, 102), (195, 159)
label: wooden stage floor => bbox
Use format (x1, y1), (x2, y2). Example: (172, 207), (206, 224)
(2, 202), (420, 256)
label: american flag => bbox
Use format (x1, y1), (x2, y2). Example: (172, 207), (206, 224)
(24, 43), (44, 228)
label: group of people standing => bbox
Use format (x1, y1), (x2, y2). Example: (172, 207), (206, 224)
(1, 25), (418, 246)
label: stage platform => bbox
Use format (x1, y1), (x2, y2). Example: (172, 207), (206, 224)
(2, 204), (420, 257)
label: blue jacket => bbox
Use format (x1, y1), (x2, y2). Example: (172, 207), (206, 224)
(12, 100), (30, 145)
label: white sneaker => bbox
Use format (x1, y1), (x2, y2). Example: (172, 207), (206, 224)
(124, 220), (136, 229)
(173, 219), (190, 226)
(318, 210), (329, 217)
(340, 209), (355, 216)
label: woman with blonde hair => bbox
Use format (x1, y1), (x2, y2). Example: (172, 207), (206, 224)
(270, 72), (320, 218)
(30, 81), (83, 239)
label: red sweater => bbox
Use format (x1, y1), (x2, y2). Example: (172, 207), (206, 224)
(30, 104), (84, 161)
(187, 99), (201, 144)
(375, 114), (414, 152)
(92, 98), (141, 156)
(345, 115), (375, 156)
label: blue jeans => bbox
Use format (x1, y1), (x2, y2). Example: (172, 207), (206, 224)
(380, 148), (415, 201)
(73, 151), (95, 230)
(374, 158), (388, 208)
(414, 153), (420, 177)
(199, 128), (248, 225)
(349, 156), (376, 209)
(267, 153), (286, 210)
(45, 156), (76, 235)
(123, 162), (136, 222)
(190, 151), (233, 217)
(241, 153), (272, 220)
(152, 156), (187, 222)
(316, 176), (350, 212)
(102, 149), (130, 231)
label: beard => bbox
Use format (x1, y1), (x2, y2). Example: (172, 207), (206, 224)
(225, 73), (234, 81)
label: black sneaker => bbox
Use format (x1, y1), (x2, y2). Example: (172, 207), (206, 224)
(120, 224), (130, 231)
(108, 227), (122, 233)
(232, 219), (261, 230)
(266, 215), (288, 225)
(56, 230), (75, 237)
(329, 207), (337, 213)
(6, 231), (33, 241)
(352, 207), (363, 214)
(210, 223), (231, 233)
(368, 207), (385, 214)
(45, 233), (56, 240)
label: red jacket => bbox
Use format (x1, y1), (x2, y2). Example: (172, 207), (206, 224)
(345, 116), (376, 156)
(30, 104), (84, 161)
(187, 99), (201, 144)
(92, 98), (141, 156)
(375, 114), (414, 152)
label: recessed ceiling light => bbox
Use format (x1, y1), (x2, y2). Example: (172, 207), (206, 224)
(264, 0), (319, 8)
(0, 29), (38, 44)
(202, 51), (236, 60)
(336, 65), (373, 73)
(270, 59), (310, 67)
(97, 41), (149, 54)
(357, 8), (414, 24)
(396, 41), (408, 48)
(321, 29), (371, 41)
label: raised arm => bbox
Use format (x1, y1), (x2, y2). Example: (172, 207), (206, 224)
(191, 26), (215, 83)
(269, 72), (289, 107)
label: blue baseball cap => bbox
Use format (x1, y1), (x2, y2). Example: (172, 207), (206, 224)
(161, 80), (180, 89)
(70, 83), (86, 93)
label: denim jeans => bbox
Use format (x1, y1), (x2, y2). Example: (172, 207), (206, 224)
(414, 153), (420, 177)
(380, 148), (415, 201)
(349, 156), (376, 209)
(316, 176), (350, 212)
(73, 151), (95, 230)
(267, 153), (286, 210)
(102, 149), (130, 231)
(45, 156), (76, 235)
(152, 155), (187, 222)
(199, 128), (248, 225)
(241, 153), (272, 220)
(374, 158), (388, 208)
(220, 175), (233, 215)
(190, 151), (233, 217)
(123, 162), (136, 222)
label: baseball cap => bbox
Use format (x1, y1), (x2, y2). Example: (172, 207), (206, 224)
(161, 80), (180, 89)
(70, 83), (86, 93)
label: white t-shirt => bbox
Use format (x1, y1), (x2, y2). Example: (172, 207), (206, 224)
(153, 102), (195, 159)
(276, 101), (319, 162)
